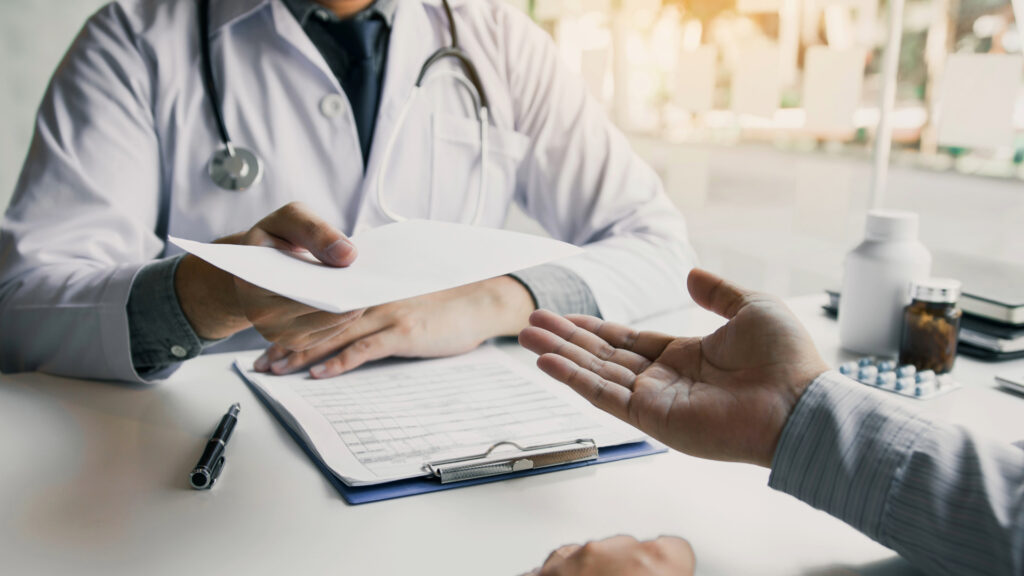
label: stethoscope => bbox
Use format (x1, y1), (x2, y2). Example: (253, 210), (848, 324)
(199, 0), (492, 225)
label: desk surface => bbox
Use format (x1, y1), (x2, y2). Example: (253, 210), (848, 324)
(2, 295), (1021, 576)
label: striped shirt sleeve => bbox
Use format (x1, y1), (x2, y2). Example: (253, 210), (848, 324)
(769, 371), (1024, 576)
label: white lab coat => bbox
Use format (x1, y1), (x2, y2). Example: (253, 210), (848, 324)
(0, 0), (695, 382)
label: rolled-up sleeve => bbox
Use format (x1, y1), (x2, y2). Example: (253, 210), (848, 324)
(508, 264), (600, 317)
(0, 4), (164, 382)
(127, 255), (215, 378)
(770, 371), (1024, 576)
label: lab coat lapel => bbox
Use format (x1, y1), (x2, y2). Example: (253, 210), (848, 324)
(365, 0), (434, 176)
(268, 0), (343, 92)
(354, 0), (437, 230)
(379, 0), (435, 120)
(209, 0), (268, 30)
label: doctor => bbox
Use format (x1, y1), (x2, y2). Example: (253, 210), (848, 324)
(0, 0), (695, 382)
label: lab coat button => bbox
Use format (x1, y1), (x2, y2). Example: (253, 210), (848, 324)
(170, 345), (188, 359)
(320, 94), (346, 119)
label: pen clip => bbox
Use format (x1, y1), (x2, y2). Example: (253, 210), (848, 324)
(425, 439), (598, 484)
(208, 456), (226, 487)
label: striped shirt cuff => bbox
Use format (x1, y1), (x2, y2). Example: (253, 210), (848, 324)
(768, 371), (932, 542)
(508, 264), (601, 317)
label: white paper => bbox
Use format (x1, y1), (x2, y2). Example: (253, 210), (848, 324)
(580, 0), (613, 10)
(674, 45), (718, 113)
(731, 41), (780, 118)
(533, 0), (569, 20)
(235, 347), (643, 486)
(533, 0), (615, 18)
(937, 54), (1022, 150)
(581, 47), (610, 100)
(802, 46), (865, 132)
(629, 0), (663, 12)
(737, 0), (780, 13)
(170, 220), (583, 314)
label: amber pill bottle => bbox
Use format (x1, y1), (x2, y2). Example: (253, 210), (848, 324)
(898, 279), (963, 374)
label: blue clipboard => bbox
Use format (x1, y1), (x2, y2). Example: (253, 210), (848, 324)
(240, 365), (667, 505)
(337, 440), (665, 505)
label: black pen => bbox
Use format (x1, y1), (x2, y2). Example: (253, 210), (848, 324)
(189, 403), (240, 490)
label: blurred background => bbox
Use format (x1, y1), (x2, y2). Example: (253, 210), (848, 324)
(2, 0), (1022, 297)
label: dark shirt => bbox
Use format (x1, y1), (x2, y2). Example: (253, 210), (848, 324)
(283, 0), (398, 164)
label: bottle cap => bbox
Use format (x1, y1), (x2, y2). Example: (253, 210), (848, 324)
(865, 210), (919, 241)
(911, 278), (961, 304)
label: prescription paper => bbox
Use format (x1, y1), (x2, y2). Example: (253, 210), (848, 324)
(736, 0), (780, 13)
(802, 47), (865, 132)
(731, 40), (780, 118)
(169, 220), (583, 314)
(235, 346), (644, 486)
(937, 54), (1022, 150)
(674, 45), (718, 113)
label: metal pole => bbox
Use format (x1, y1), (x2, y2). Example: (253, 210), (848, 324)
(870, 0), (906, 210)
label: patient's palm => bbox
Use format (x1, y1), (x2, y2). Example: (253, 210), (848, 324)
(521, 269), (829, 468)
(629, 295), (826, 465)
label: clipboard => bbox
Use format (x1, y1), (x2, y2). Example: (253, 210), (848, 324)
(243, 364), (666, 505)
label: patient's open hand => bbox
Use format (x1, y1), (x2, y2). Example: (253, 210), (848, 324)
(519, 268), (829, 467)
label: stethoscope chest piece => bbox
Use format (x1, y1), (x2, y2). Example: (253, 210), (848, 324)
(208, 146), (263, 191)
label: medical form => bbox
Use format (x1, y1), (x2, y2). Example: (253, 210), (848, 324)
(236, 346), (644, 486)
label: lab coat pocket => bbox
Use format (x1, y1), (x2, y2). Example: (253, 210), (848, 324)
(430, 113), (529, 225)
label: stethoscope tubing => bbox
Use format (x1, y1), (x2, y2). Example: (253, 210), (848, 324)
(199, 0), (492, 223)
(377, 72), (490, 226)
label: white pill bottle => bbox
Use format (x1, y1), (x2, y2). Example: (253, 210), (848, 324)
(839, 210), (932, 356)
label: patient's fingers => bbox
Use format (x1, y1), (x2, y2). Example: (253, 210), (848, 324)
(520, 327), (638, 389)
(565, 314), (675, 362)
(537, 354), (632, 423)
(528, 310), (652, 374)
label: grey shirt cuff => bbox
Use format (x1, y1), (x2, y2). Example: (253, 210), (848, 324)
(508, 264), (601, 317)
(126, 255), (216, 377)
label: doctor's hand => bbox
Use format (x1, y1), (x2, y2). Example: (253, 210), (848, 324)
(253, 276), (534, 377)
(519, 268), (829, 468)
(175, 202), (363, 349)
(527, 536), (695, 576)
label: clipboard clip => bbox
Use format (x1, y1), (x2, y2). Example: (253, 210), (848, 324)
(425, 439), (598, 484)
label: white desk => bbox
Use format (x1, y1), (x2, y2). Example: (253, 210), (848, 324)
(2, 295), (1021, 576)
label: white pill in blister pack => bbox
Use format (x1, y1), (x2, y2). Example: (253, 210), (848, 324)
(897, 365), (916, 378)
(839, 361), (858, 376)
(896, 376), (916, 392)
(877, 372), (897, 388)
(837, 357), (960, 400)
(915, 380), (937, 397)
(858, 366), (878, 380)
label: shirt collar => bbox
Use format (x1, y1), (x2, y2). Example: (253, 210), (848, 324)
(282, 0), (397, 27)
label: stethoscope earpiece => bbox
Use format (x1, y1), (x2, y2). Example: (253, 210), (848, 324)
(208, 146), (264, 192)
